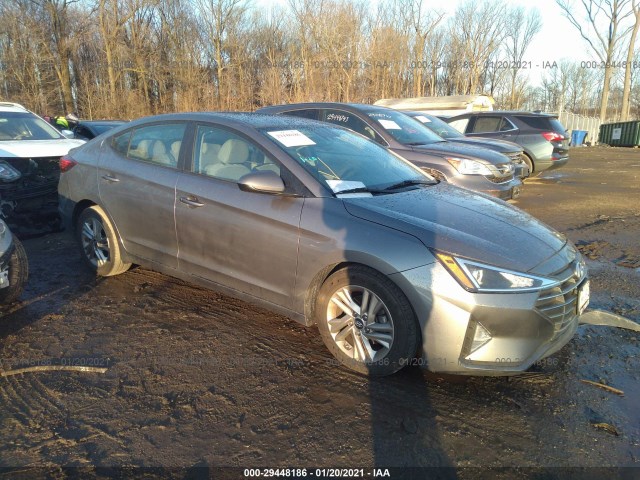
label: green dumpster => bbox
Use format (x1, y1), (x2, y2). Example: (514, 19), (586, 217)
(599, 121), (640, 147)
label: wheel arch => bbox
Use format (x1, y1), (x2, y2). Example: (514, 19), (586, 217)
(303, 260), (419, 331)
(72, 200), (133, 264)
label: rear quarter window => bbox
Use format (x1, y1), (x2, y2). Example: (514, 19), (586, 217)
(516, 116), (567, 133)
(112, 131), (132, 156)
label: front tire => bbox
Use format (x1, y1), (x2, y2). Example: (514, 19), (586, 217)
(77, 205), (131, 277)
(0, 236), (28, 304)
(522, 153), (534, 177)
(316, 266), (419, 376)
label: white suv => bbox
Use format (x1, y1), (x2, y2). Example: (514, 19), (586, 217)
(0, 102), (84, 223)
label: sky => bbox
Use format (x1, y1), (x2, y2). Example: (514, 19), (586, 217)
(257, 0), (601, 87)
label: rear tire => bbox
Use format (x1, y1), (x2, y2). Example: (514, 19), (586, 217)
(0, 236), (28, 304)
(316, 265), (419, 376)
(77, 205), (131, 277)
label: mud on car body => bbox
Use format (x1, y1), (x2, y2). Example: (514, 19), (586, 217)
(0, 102), (84, 231)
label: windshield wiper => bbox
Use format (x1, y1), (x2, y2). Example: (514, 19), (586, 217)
(334, 186), (384, 195)
(381, 179), (437, 191)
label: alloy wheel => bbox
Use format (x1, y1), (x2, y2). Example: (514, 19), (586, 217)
(326, 286), (394, 363)
(80, 217), (110, 267)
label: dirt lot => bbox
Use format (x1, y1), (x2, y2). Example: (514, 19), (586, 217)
(1, 147), (639, 477)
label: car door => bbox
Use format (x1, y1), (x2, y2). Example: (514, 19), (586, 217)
(174, 123), (304, 309)
(97, 122), (186, 268)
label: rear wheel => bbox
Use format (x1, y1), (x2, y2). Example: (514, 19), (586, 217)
(77, 205), (131, 277)
(316, 266), (419, 376)
(0, 236), (28, 304)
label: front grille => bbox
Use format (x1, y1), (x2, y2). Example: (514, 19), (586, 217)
(486, 173), (514, 183)
(535, 259), (584, 340)
(506, 152), (525, 164)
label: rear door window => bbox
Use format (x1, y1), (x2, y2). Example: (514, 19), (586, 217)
(126, 123), (186, 168)
(470, 116), (502, 133)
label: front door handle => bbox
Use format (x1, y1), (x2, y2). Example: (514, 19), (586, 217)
(180, 196), (205, 208)
(101, 174), (120, 183)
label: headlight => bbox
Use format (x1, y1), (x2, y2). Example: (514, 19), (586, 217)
(434, 252), (559, 293)
(0, 160), (22, 182)
(445, 157), (493, 176)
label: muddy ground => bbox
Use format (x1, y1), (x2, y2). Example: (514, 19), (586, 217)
(0, 147), (639, 478)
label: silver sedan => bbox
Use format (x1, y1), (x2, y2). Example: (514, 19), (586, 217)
(58, 113), (589, 376)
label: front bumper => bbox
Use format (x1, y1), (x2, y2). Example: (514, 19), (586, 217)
(447, 174), (523, 201)
(390, 260), (587, 375)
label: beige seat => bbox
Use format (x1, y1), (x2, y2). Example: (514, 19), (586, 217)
(151, 140), (173, 166)
(170, 141), (181, 162)
(129, 139), (152, 160)
(205, 139), (251, 181)
(199, 143), (221, 172)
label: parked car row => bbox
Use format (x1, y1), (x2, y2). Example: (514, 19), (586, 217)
(258, 103), (525, 200)
(56, 108), (588, 378)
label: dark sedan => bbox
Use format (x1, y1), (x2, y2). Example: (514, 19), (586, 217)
(73, 120), (127, 141)
(257, 103), (523, 200)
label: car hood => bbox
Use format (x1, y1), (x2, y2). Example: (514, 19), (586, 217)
(411, 141), (510, 165)
(342, 183), (566, 273)
(446, 137), (522, 154)
(0, 139), (85, 158)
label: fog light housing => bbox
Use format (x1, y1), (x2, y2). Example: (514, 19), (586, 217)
(470, 322), (492, 353)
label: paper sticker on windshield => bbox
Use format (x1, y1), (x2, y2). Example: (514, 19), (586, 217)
(378, 119), (402, 130)
(326, 180), (366, 194)
(267, 130), (316, 147)
(415, 115), (430, 123)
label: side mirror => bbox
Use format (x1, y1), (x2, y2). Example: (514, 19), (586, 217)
(61, 129), (74, 138)
(238, 170), (285, 194)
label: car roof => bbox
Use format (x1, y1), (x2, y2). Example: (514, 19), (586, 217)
(458, 111), (557, 118)
(259, 102), (394, 114)
(80, 120), (127, 125)
(0, 102), (29, 113)
(127, 111), (336, 130)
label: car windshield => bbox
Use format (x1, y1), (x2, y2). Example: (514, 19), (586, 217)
(409, 113), (465, 139)
(364, 109), (445, 146)
(259, 125), (434, 195)
(0, 112), (65, 141)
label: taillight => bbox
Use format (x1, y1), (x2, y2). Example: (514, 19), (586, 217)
(542, 131), (564, 142)
(60, 155), (77, 172)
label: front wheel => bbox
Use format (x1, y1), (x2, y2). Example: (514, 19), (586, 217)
(0, 236), (28, 304)
(77, 205), (131, 277)
(316, 266), (419, 376)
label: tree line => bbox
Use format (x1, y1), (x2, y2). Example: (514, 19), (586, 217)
(0, 0), (638, 122)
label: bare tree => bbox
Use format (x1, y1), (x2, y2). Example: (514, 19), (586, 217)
(504, 6), (542, 109)
(557, 0), (634, 121)
(621, 0), (640, 119)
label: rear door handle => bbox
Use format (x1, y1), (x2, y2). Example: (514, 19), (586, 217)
(180, 196), (205, 208)
(101, 174), (120, 183)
